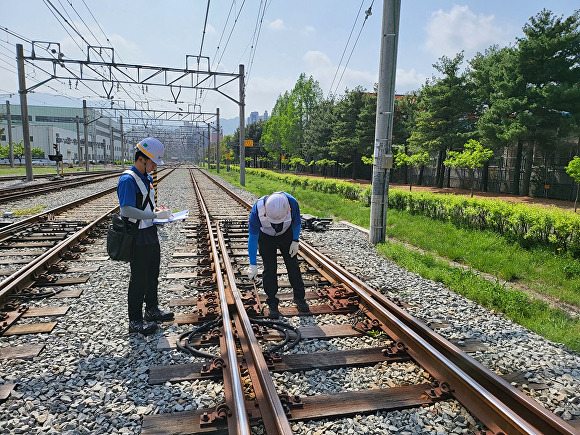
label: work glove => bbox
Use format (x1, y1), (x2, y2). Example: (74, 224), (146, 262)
(247, 264), (258, 280)
(289, 240), (299, 257)
(155, 209), (172, 220)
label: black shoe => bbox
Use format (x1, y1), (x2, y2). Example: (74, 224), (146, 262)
(129, 320), (158, 335)
(267, 304), (280, 320)
(294, 298), (310, 313)
(144, 307), (174, 322)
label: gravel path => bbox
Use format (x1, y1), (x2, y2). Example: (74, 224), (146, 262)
(0, 167), (578, 435)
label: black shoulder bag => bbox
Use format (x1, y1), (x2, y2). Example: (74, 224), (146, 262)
(107, 174), (154, 262)
(106, 214), (138, 262)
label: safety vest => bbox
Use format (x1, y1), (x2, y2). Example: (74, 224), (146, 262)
(257, 194), (292, 236)
(122, 169), (156, 229)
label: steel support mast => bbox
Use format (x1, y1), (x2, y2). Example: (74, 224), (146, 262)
(369, 0), (400, 244)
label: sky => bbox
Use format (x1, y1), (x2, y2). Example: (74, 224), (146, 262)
(1, 1), (579, 125)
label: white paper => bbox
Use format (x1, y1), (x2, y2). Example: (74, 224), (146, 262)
(153, 209), (189, 224)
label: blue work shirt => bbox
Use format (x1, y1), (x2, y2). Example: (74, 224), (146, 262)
(247, 192), (301, 265)
(117, 165), (158, 245)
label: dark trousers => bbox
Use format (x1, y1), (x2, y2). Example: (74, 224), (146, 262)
(258, 228), (305, 306)
(128, 242), (160, 321)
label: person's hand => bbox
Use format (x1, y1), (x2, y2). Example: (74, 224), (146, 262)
(247, 264), (258, 280)
(289, 240), (299, 257)
(155, 209), (172, 220)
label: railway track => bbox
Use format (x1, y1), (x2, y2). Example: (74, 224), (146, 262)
(140, 168), (578, 435)
(0, 166), (577, 434)
(0, 170), (122, 204)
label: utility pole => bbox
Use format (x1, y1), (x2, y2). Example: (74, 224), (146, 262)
(239, 64), (246, 186)
(120, 116), (125, 169)
(83, 100), (89, 171)
(6, 101), (14, 168)
(16, 43), (33, 181)
(207, 124), (211, 168)
(369, 0), (400, 245)
(110, 125), (114, 164)
(75, 116), (81, 166)
(216, 108), (220, 174)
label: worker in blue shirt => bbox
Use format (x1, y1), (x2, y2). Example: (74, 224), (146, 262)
(247, 191), (309, 319)
(117, 137), (174, 335)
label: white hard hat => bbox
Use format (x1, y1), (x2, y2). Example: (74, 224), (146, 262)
(135, 137), (164, 165)
(265, 192), (290, 224)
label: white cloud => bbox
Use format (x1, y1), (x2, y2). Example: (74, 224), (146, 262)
(303, 50), (332, 68)
(424, 5), (507, 58)
(395, 68), (428, 93)
(268, 19), (285, 31)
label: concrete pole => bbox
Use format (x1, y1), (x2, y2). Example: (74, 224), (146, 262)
(239, 64), (246, 186)
(120, 116), (125, 169)
(216, 108), (220, 173)
(6, 101), (14, 168)
(83, 101), (89, 171)
(110, 125), (114, 164)
(76, 116), (81, 166)
(16, 43), (33, 181)
(207, 124), (211, 168)
(369, 0), (400, 245)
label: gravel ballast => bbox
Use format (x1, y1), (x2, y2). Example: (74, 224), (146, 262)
(0, 168), (578, 435)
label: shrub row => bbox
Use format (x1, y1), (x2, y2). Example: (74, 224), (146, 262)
(233, 167), (580, 256)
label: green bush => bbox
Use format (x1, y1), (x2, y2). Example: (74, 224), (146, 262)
(235, 167), (580, 256)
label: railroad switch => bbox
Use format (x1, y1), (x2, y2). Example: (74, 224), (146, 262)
(317, 285), (356, 299)
(59, 251), (80, 260)
(200, 358), (225, 376)
(198, 292), (220, 319)
(424, 381), (453, 400)
(32, 272), (57, 284)
(382, 341), (408, 357)
(47, 264), (68, 273)
(352, 318), (381, 334)
(69, 244), (86, 252)
(279, 393), (304, 416)
(200, 403), (231, 426)
(199, 328), (222, 343)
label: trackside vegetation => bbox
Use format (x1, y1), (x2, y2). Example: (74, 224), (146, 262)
(211, 167), (580, 352)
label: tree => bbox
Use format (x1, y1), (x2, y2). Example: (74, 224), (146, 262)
(516, 9), (580, 195)
(394, 149), (431, 191)
(408, 53), (476, 188)
(565, 156), (580, 212)
(31, 147), (44, 158)
(392, 93), (419, 183)
(329, 86), (367, 179)
(12, 141), (24, 164)
(470, 46), (530, 195)
(444, 139), (493, 197)
(262, 73), (323, 159)
(303, 97), (335, 165)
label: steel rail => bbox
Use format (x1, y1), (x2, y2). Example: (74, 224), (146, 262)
(299, 242), (578, 435)
(0, 168), (175, 304)
(0, 205), (116, 304)
(189, 169), (251, 435)
(195, 167), (576, 435)
(216, 223), (294, 434)
(0, 171), (122, 203)
(0, 167), (171, 240)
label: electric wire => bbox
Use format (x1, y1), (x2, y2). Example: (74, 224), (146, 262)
(330, 2), (374, 98)
(327, 0), (365, 98)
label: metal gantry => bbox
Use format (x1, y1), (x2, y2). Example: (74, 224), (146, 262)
(14, 42), (245, 180)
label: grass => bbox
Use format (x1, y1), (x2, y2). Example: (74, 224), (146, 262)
(213, 168), (580, 352)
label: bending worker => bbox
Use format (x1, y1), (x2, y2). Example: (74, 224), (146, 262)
(247, 191), (309, 319)
(117, 137), (174, 335)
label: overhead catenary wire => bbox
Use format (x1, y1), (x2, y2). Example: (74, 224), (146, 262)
(329, 2), (374, 98)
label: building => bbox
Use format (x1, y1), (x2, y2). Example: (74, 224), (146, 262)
(0, 104), (126, 163)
